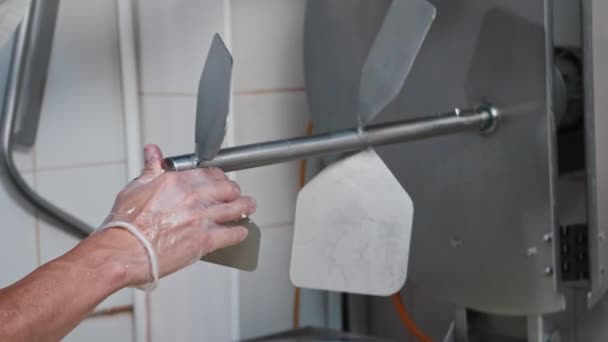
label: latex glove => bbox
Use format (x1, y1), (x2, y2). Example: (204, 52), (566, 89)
(97, 144), (255, 289)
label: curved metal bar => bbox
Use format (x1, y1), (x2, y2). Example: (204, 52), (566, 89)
(0, 1), (92, 239)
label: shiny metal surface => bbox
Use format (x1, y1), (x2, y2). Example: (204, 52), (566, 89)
(357, 0), (435, 126)
(201, 218), (260, 271)
(0, 0), (92, 238)
(291, 149), (415, 296)
(583, 0), (608, 307)
(165, 107), (494, 172)
(304, 0), (562, 315)
(195, 34), (232, 162)
(12, 0), (57, 147)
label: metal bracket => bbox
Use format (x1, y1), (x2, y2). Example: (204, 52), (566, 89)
(559, 224), (590, 283)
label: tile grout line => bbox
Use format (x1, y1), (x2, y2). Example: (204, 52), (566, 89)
(233, 87), (306, 96)
(35, 160), (127, 173)
(139, 86), (306, 98)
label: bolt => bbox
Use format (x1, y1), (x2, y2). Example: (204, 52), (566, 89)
(544, 267), (554, 276)
(543, 233), (553, 243)
(450, 238), (462, 248)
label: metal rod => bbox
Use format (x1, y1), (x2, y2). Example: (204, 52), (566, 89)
(0, 0), (93, 238)
(165, 106), (499, 172)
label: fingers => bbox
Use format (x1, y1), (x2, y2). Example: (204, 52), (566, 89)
(196, 167), (227, 180)
(204, 180), (242, 202)
(206, 225), (249, 251)
(205, 196), (256, 223)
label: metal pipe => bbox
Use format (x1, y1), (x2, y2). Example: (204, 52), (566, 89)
(165, 106), (499, 172)
(0, 1), (93, 238)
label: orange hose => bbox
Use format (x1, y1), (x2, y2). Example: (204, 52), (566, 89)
(392, 293), (434, 342)
(293, 120), (314, 329)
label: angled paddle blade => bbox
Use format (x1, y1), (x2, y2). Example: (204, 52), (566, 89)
(291, 150), (414, 296)
(195, 35), (261, 272)
(201, 218), (261, 272)
(195, 34), (233, 161)
(358, 0), (436, 127)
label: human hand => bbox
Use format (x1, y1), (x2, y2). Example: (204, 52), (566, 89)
(95, 144), (256, 288)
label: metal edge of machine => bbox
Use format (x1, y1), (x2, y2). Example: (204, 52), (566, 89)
(582, 0), (608, 307)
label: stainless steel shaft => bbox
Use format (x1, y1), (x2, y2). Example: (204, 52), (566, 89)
(165, 106), (499, 172)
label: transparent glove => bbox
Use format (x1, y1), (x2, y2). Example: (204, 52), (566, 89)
(96, 144), (256, 290)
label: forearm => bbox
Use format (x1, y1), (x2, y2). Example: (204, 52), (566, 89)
(0, 144), (254, 341)
(0, 229), (132, 342)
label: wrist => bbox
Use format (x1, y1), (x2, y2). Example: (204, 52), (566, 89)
(75, 227), (149, 289)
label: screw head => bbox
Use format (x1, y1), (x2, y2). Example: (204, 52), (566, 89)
(543, 233), (553, 243)
(544, 267), (554, 276)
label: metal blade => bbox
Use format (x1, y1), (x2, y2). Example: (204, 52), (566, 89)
(290, 150), (414, 296)
(195, 33), (233, 161)
(358, 0), (435, 127)
(201, 218), (261, 271)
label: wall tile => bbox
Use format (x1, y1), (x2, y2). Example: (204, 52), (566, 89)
(65, 314), (134, 342)
(233, 92), (309, 144)
(233, 92), (309, 226)
(150, 263), (233, 342)
(36, 163), (126, 233)
(239, 225), (294, 339)
(36, 164), (132, 311)
(35, 0), (126, 169)
(0, 173), (38, 287)
(141, 95), (196, 156)
(136, 0), (226, 94)
(231, 0), (306, 91)
(13, 149), (34, 173)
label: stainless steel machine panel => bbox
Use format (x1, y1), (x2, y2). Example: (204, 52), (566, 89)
(583, 0), (608, 307)
(304, 0), (564, 315)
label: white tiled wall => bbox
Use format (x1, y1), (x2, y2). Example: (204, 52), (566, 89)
(0, 174), (38, 287)
(230, 0), (306, 92)
(136, 0), (226, 95)
(0, 0), (323, 341)
(0, 0), (135, 340)
(136, 1), (236, 341)
(66, 313), (134, 342)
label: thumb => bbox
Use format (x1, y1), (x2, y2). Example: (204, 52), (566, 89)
(141, 144), (165, 178)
